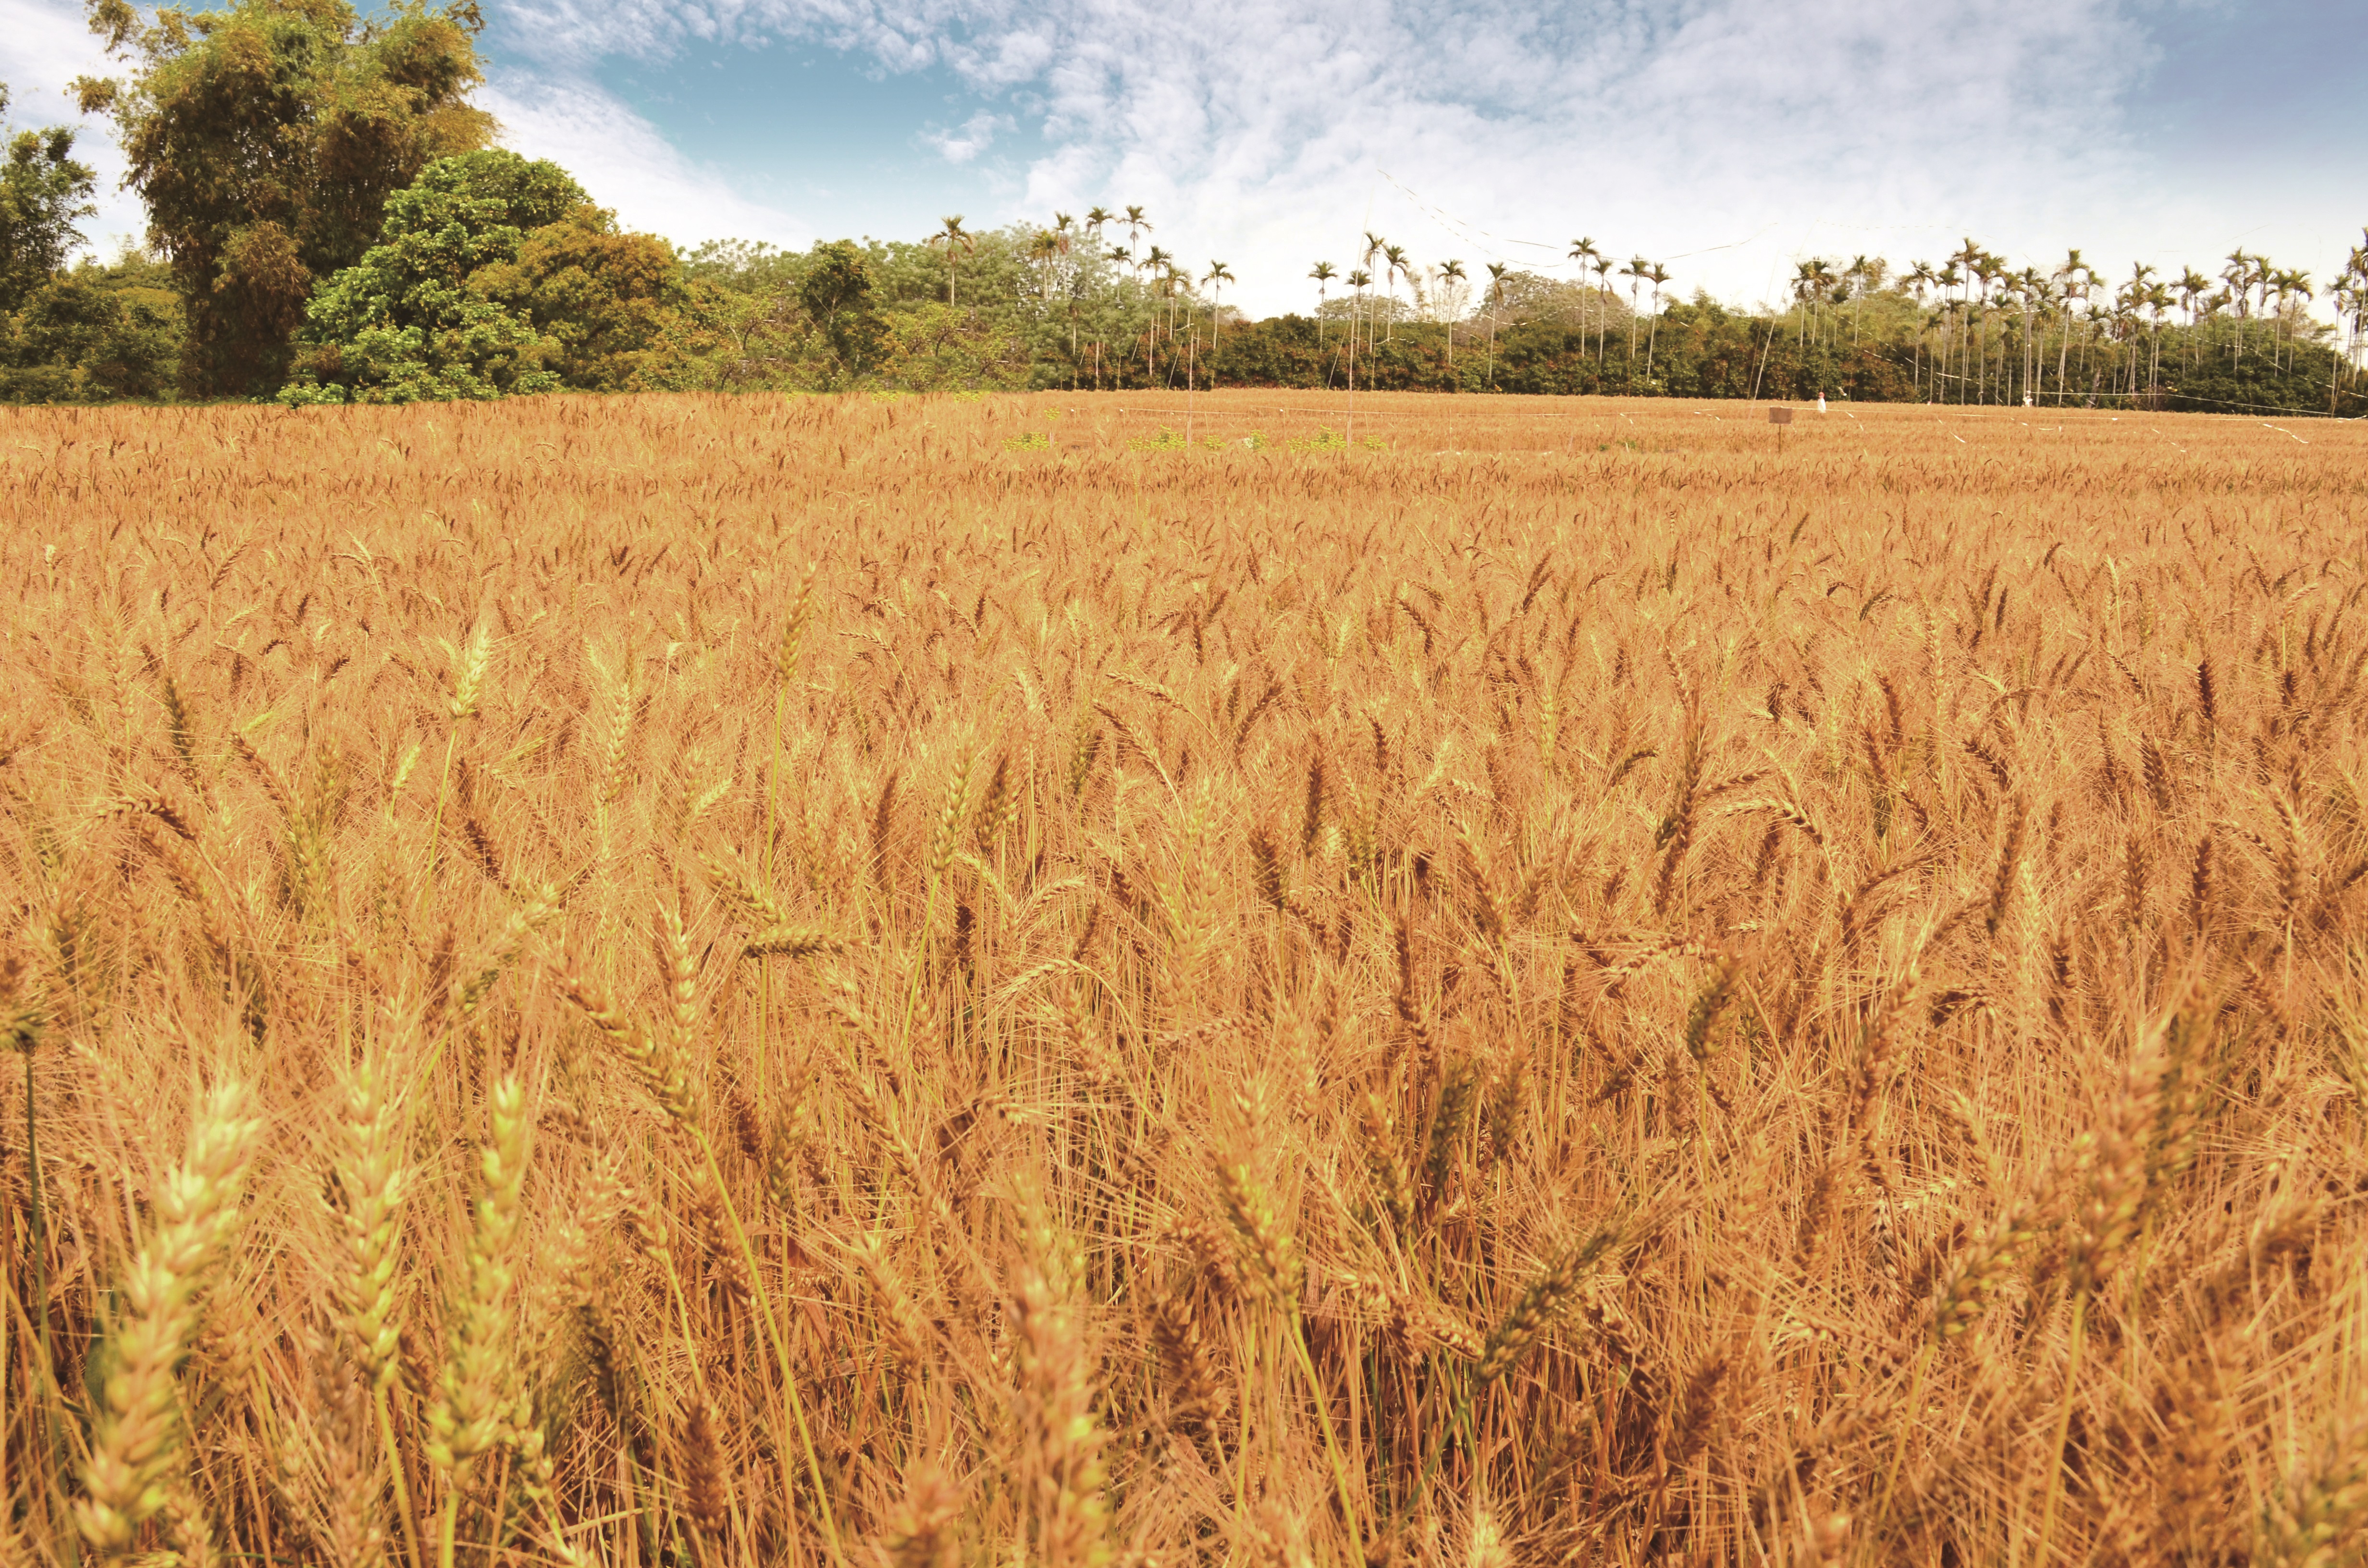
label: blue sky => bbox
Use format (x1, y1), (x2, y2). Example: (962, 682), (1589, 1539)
(4, 0), (2362, 316)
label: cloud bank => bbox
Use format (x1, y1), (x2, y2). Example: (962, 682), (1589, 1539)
(6, 0), (2362, 316)
(486, 0), (2190, 308)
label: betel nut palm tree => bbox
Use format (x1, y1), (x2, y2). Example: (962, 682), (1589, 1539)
(1591, 253), (1616, 364)
(1617, 255), (1649, 372)
(1438, 259), (1467, 372)
(1569, 236), (1603, 359)
(1644, 261), (1671, 372)
(1485, 261), (1508, 387)
(1346, 269), (1371, 372)
(1202, 260), (1234, 350)
(1382, 244), (1410, 340)
(929, 215), (976, 307)
(1309, 261), (1336, 348)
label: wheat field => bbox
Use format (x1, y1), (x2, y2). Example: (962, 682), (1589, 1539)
(2, 389), (2366, 1568)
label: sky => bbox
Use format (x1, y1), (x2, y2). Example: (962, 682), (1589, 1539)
(3, 0), (2362, 318)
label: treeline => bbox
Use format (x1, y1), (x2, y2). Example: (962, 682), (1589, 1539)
(2, 1), (2362, 412)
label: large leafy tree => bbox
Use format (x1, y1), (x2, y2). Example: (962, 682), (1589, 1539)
(477, 204), (693, 391)
(1, 253), (183, 402)
(0, 86), (99, 312)
(793, 239), (886, 384)
(75, 0), (494, 398)
(283, 149), (694, 403)
(280, 150), (581, 403)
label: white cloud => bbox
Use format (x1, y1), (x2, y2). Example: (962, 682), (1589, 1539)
(923, 109), (1012, 165)
(486, 0), (2220, 310)
(0, 0), (145, 257)
(477, 71), (811, 250)
(8, 0), (2361, 319)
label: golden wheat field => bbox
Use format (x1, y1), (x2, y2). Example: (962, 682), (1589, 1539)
(2, 388), (2367, 1568)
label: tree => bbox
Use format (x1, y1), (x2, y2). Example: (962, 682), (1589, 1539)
(2053, 250), (2091, 403)
(1438, 258), (1466, 374)
(485, 202), (694, 391)
(1382, 244), (1409, 340)
(1345, 269), (1369, 387)
(1202, 259), (1233, 352)
(2, 248), (182, 402)
(278, 150), (590, 404)
(1309, 260), (1334, 348)
(76, 0), (494, 398)
(1620, 255), (1649, 373)
(1568, 237), (1601, 360)
(1644, 261), (1670, 373)
(1591, 253), (1616, 365)
(929, 215), (975, 307)
(1484, 261), (1507, 387)
(0, 86), (99, 313)
(795, 239), (886, 383)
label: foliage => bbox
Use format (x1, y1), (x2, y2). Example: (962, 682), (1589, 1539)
(75, 0), (495, 398)
(278, 151), (586, 404)
(0, 87), (98, 313)
(796, 239), (888, 384)
(278, 150), (697, 405)
(0, 247), (182, 402)
(478, 200), (693, 392)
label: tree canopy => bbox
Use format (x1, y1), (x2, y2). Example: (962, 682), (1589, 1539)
(280, 149), (700, 404)
(0, 85), (99, 313)
(75, 0), (494, 397)
(279, 149), (579, 403)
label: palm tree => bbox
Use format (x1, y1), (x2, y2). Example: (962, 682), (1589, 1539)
(1035, 222), (1079, 378)
(1382, 244), (1410, 341)
(1620, 255), (1649, 375)
(1644, 262), (1671, 375)
(1359, 233), (1387, 355)
(1438, 259), (1467, 376)
(1309, 261), (1336, 348)
(1346, 269), (1371, 389)
(2222, 248), (2253, 364)
(1905, 263), (1937, 395)
(1845, 255), (1874, 343)
(1485, 261), (1508, 388)
(1591, 254), (1616, 367)
(1028, 227), (1062, 306)
(2174, 266), (2209, 374)
(1124, 206), (1152, 256)
(2052, 250), (2093, 403)
(1084, 207), (1112, 241)
(1569, 237), (1603, 358)
(929, 215), (975, 307)
(1791, 259), (1823, 351)
(2276, 268), (2313, 368)
(1202, 259), (1235, 352)
(1139, 245), (1174, 378)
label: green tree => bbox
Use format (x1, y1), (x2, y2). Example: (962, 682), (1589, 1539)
(1567, 237), (1600, 359)
(929, 214), (974, 306)
(795, 238), (886, 383)
(2, 249), (183, 402)
(481, 202), (691, 390)
(75, 0), (495, 398)
(279, 150), (584, 404)
(0, 86), (99, 312)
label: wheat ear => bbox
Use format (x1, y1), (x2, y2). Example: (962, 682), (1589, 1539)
(426, 1076), (531, 1568)
(77, 1079), (260, 1553)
